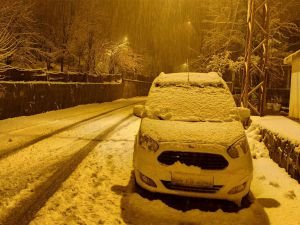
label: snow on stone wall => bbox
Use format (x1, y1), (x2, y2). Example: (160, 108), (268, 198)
(249, 116), (300, 182)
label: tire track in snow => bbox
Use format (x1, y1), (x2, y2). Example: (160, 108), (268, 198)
(0, 101), (130, 134)
(1, 114), (134, 225)
(0, 107), (135, 209)
(29, 116), (140, 225)
(0, 101), (143, 160)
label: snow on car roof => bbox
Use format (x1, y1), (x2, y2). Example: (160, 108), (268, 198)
(154, 72), (225, 88)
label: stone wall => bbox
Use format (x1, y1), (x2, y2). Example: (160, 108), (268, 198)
(122, 79), (152, 98)
(261, 128), (300, 182)
(0, 68), (122, 83)
(0, 80), (151, 120)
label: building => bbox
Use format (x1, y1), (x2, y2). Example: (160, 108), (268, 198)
(284, 50), (300, 120)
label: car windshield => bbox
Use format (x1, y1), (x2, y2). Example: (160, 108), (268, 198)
(145, 84), (238, 122)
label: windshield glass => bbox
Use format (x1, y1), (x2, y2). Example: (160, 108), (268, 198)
(145, 85), (238, 122)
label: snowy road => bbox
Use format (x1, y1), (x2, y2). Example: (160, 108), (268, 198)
(0, 98), (299, 225)
(0, 98), (144, 225)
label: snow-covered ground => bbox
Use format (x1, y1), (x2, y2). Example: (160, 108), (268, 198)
(30, 113), (299, 225)
(0, 98), (145, 225)
(0, 100), (299, 225)
(0, 98), (144, 158)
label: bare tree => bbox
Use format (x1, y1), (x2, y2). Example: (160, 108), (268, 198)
(32, 0), (78, 72)
(0, 29), (18, 71)
(266, 0), (300, 86)
(191, 0), (299, 88)
(0, 0), (47, 69)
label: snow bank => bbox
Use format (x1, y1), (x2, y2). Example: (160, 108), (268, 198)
(247, 125), (269, 159)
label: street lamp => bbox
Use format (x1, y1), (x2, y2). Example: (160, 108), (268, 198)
(186, 21), (192, 81)
(186, 21), (193, 58)
(181, 62), (189, 73)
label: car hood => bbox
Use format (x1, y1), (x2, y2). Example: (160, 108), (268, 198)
(140, 118), (245, 148)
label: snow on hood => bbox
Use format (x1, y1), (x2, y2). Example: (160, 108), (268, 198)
(141, 118), (245, 147)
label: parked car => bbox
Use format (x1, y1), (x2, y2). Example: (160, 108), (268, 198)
(133, 72), (253, 206)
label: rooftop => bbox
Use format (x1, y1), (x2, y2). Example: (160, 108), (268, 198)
(284, 49), (300, 65)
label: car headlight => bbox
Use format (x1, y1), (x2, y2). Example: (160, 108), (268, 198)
(227, 137), (250, 158)
(139, 133), (159, 152)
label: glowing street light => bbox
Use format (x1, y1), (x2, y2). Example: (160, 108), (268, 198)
(180, 62), (189, 72)
(185, 21), (192, 70)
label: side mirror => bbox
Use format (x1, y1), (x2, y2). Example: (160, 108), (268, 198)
(133, 105), (146, 118)
(237, 107), (250, 123)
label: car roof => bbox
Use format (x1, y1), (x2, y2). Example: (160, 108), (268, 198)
(153, 72), (226, 88)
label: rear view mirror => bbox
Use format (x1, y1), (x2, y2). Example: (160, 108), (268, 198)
(237, 107), (250, 123)
(133, 105), (146, 118)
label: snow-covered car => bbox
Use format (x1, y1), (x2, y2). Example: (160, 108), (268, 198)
(133, 72), (253, 206)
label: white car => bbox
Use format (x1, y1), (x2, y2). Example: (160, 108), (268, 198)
(133, 72), (253, 206)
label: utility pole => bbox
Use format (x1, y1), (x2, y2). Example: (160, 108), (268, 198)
(241, 0), (270, 116)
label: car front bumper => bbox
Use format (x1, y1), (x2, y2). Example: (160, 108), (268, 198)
(133, 141), (253, 204)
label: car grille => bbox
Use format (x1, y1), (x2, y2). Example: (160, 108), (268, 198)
(161, 181), (223, 193)
(157, 151), (229, 170)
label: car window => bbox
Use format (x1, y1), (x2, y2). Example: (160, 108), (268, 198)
(145, 85), (238, 122)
